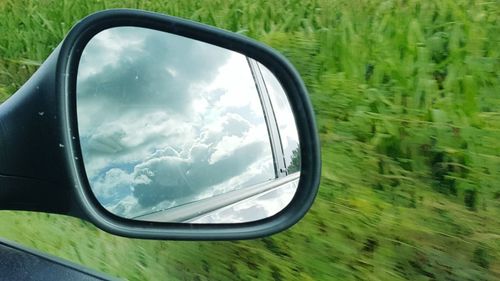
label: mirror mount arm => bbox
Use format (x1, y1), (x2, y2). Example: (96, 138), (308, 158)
(0, 47), (83, 217)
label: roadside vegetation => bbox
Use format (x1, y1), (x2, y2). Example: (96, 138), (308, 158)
(1, 0), (499, 280)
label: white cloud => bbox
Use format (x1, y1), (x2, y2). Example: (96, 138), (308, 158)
(92, 168), (133, 200)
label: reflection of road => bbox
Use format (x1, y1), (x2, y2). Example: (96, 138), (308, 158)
(135, 173), (300, 223)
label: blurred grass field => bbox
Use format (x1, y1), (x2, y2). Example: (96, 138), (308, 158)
(1, 0), (499, 280)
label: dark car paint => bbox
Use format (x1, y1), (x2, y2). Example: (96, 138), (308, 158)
(0, 238), (117, 281)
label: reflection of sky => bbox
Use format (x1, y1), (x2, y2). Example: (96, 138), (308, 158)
(77, 27), (275, 218)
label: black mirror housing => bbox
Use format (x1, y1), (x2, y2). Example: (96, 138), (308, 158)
(0, 9), (321, 240)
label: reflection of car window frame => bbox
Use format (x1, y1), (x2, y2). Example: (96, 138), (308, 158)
(255, 62), (300, 174)
(247, 58), (288, 178)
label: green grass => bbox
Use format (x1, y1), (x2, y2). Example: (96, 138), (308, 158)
(1, 0), (499, 280)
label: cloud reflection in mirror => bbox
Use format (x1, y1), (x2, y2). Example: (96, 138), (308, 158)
(77, 27), (276, 219)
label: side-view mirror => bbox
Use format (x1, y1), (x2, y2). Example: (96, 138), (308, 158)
(0, 9), (320, 240)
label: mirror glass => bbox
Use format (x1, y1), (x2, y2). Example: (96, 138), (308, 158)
(76, 27), (300, 223)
